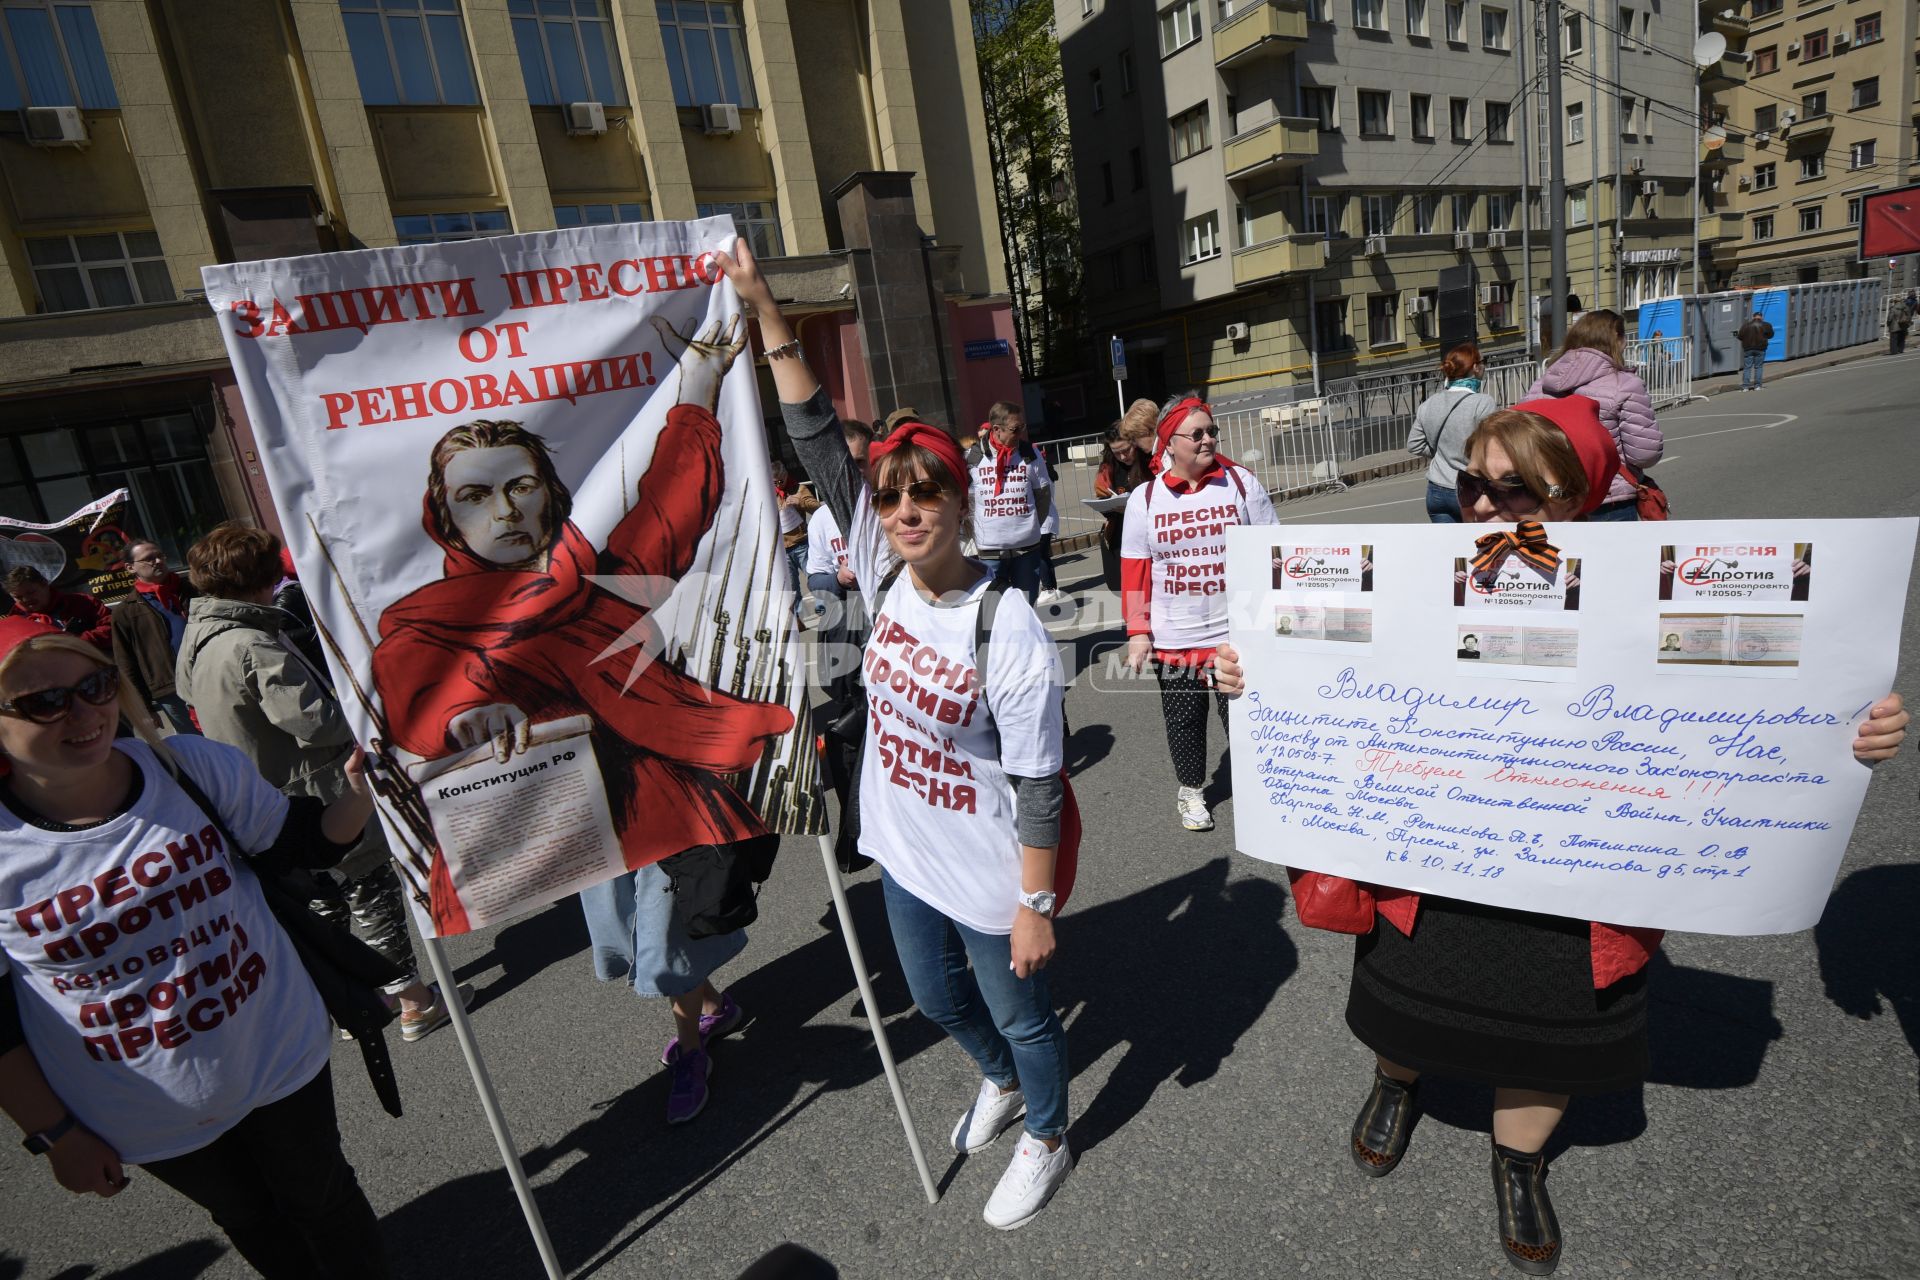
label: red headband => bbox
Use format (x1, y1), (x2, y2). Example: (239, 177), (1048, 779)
(1154, 397), (1211, 462)
(1511, 396), (1621, 516)
(869, 420), (969, 493)
(0, 614), (62, 664)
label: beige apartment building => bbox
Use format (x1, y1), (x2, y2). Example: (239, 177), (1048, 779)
(1702, 0), (1919, 291)
(0, 0), (1012, 557)
(1054, 0), (1701, 406)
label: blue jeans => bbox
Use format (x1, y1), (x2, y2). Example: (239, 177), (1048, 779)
(985, 544), (1048, 603)
(1741, 349), (1765, 390)
(1588, 498), (1640, 522)
(784, 543), (808, 616)
(881, 870), (1069, 1140)
(1425, 481), (1462, 524)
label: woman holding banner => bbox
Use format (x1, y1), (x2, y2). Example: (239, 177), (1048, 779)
(719, 239), (1077, 1231)
(1213, 397), (1908, 1276)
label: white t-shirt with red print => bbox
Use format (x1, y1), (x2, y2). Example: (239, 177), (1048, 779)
(1120, 466), (1278, 651)
(804, 504), (849, 579)
(968, 443), (1052, 552)
(845, 488), (1064, 934)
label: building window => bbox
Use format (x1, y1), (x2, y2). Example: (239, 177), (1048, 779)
(1236, 203), (1257, 249)
(394, 210), (512, 243)
(0, 0), (117, 109)
(1617, 5), (1633, 48)
(1849, 139), (1875, 169)
(1353, 0), (1385, 31)
(1307, 0), (1330, 21)
(1130, 146), (1145, 191)
(1485, 100), (1510, 142)
(1449, 96), (1469, 141)
(1754, 105), (1777, 133)
(1137, 237), (1155, 280)
(1183, 211), (1220, 263)
(1413, 194), (1437, 233)
(1750, 0), (1780, 14)
(1751, 214), (1774, 240)
(1798, 204), (1822, 232)
(1851, 77), (1879, 109)
(1362, 194), (1397, 235)
(1487, 192), (1512, 228)
(1170, 103), (1210, 159)
(25, 231), (173, 313)
(1640, 95), (1653, 138)
(1801, 29), (1826, 60)
(1443, 0), (1464, 42)
(1568, 186), (1589, 225)
(1367, 293), (1399, 346)
(341, 0), (479, 106)
(1801, 90), (1827, 118)
(1451, 192), (1474, 229)
(697, 200), (783, 257)
(1566, 101), (1584, 143)
(1100, 161), (1114, 204)
(1852, 13), (1879, 45)
(1563, 14), (1582, 53)
(1358, 89), (1391, 136)
(1314, 297), (1351, 352)
(1484, 280), (1512, 329)
(655, 1), (755, 108)
(1307, 194), (1344, 238)
(1120, 48), (1135, 93)
(1619, 94), (1635, 134)
(1108, 251), (1125, 291)
(1847, 193), (1867, 225)
(1799, 153), (1824, 180)
(1406, 0), (1428, 37)
(509, 0), (626, 105)
(1754, 163), (1776, 190)
(1410, 94), (1432, 139)
(553, 201), (650, 226)
(1752, 46), (1777, 76)
(1158, 0), (1202, 54)
(1481, 6), (1509, 50)
(1089, 68), (1104, 112)
(1302, 86), (1336, 131)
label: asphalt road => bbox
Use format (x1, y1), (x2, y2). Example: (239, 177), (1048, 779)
(6, 351), (1919, 1280)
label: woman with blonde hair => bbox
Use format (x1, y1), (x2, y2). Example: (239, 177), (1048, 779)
(1519, 309), (1661, 521)
(1092, 399), (1158, 590)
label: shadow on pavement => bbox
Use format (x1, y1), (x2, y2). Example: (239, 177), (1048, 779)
(1815, 864), (1920, 1072)
(453, 900), (593, 1005)
(1065, 722), (1115, 776)
(26, 1240), (229, 1280)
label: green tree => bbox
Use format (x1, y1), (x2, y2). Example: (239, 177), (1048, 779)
(971, 0), (1085, 379)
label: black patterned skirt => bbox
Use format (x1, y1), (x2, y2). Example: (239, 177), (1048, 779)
(1345, 895), (1649, 1094)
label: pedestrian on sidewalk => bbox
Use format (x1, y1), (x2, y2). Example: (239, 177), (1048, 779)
(110, 540), (197, 734)
(773, 458), (818, 618)
(1888, 296), (1911, 355)
(726, 239), (1077, 1231)
(1737, 310), (1773, 390)
(1210, 399), (1910, 1277)
(1520, 309), (1662, 522)
(175, 523), (469, 1046)
(0, 615), (394, 1277)
(4, 568), (111, 654)
(1093, 400), (1157, 590)
(967, 402), (1054, 604)
(1407, 342), (1499, 523)
(1121, 394), (1278, 833)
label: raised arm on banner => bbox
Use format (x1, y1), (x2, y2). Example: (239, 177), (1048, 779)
(650, 312), (746, 413)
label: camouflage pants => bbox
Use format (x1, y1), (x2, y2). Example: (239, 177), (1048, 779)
(309, 833), (421, 996)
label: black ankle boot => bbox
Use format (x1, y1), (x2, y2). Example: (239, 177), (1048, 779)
(1349, 1068), (1420, 1177)
(1491, 1141), (1562, 1275)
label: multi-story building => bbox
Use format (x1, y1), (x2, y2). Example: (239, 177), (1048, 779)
(0, 0), (1011, 557)
(1703, 0), (1918, 292)
(1054, 0), (1698, 403)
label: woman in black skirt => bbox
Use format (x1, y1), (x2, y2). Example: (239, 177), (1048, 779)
(1215, 397), (1909, 1275)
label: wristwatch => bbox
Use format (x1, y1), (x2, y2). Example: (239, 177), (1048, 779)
(1017, 889), (1057, 917)
(22, 1112), (78, 1156)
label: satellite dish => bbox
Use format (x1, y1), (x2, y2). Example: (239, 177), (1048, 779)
(1704, 124), (1727, 149)
(1693, 31), (1727, 67)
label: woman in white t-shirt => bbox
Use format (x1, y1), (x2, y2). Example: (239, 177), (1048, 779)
(0, 615), (392, 1277)
(1120, 395), (1277, 833)
(716, 238), (1074, 1231)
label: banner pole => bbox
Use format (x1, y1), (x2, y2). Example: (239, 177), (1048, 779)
(815, 833), (939, 1204)
(420, 937), (566, 1279)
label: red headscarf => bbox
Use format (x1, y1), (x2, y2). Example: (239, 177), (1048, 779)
(1511, 396), (1621, 517)
(0, 614), (60, 663)
(1152, 396), (1239, 478)
(869, 420), (970, 494)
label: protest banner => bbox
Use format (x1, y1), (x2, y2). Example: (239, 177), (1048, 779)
(1228, 519), (1915, 935)
(201, 219), (825, 939)
(0, 489), (137, 603)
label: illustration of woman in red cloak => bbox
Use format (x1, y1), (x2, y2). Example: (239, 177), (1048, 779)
(370, 314), (796, 933)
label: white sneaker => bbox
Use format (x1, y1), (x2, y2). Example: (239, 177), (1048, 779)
(1035, 588), (1069, 607)
(951, 1078), (1025, 1154)
(1177, 786), (1213, 831)
(983, 1133), (1073, 1230)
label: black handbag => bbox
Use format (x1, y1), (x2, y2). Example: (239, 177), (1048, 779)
(659, 832), (779, 939)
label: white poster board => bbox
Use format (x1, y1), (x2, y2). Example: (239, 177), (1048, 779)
(1229, 519), (1914, 934)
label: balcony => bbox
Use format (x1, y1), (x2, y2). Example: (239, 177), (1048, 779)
(1231, 232), (1327, 286)
(1785, 111), (1833, 141)
(1700, 134), (1747, 166)
(1701, 210), (1746, 242)
(1700, 53), (1748, 93)
(1708, 8), (1749, 39)
(1214, 0), (1309, 67)
(1224, 115), (1320, 181)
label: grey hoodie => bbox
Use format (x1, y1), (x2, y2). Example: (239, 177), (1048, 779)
(1407, 384), (1500, 488)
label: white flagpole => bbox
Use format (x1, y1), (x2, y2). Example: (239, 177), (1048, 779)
(814, 831), (939, 1204)
(420, 936), (565, 1279)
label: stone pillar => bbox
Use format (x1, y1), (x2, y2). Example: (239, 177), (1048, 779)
(740, 0), (828, 254)
(861, 0), (931, 226)
(464, 0), (555, 232)
(834, 170), (956, 429)
(612, 0), (695, 219)
(284, 0), (396, 246)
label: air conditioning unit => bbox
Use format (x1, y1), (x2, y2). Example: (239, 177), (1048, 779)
(1406, 294), (1434, 316)
(1754, 130), (1771, 144)
(1640, 180), (1659, 196)
(1478, 282), (1499, 304)
(1454, 230), (1475, 249)
(1629, 156), (1645, 173)
(1832, 28), (1849, 46)
(1787, 39), (1800, 55)
(21, 105), (87, 148)
(564, 101), (607, 136)
(702, 102), (742, 135)
(1738, 174), (1752, 188)
(1225, 321), (1251, 341)
(1364, 233), (1388, 255)
(1486, 229), (1508, 247)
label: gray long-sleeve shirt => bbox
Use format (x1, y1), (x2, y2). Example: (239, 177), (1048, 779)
(1407, 385), (1500, 488)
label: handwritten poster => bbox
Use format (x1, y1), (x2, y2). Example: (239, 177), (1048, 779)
(202, 220), (824, 937)
(1228, 519), (1915, 935)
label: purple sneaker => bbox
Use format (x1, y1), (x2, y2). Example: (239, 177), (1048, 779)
(665, 1046), (712, 1125)
(659, 992), (744, 1065)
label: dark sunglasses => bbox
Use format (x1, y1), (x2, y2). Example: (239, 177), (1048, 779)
(1175, 425), (1221, 441)
(0, 667), (120, 724)
(872, 480), (949, 516)
(1455, 470), (1564, 515)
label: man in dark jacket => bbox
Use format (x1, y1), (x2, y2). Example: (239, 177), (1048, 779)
(4, 565), (112, 652)
(1737, 311), (1773, 391)
(110, 540), (197, 733)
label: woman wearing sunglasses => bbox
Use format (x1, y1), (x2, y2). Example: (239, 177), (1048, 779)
(715, 239), (1074, 1229)
(0, 616), (392, 1275)
(1211, 396), (1907, 1275)
(1120, 395), (1277, 833)
(1092, 401), (1157, 591)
